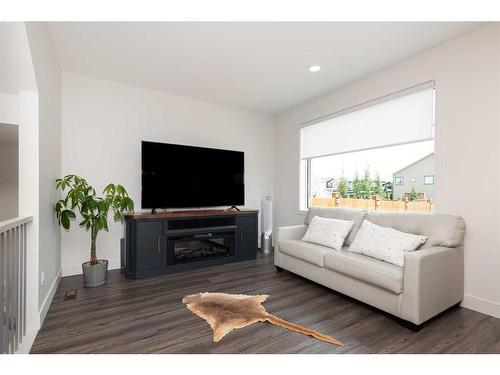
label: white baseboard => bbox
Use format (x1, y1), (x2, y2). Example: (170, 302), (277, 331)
(461, 294), (500, 318)
(39, 268), (62, 325)
(15, 328), (39, 354)
(14, 269), (61, 354)
(62, 258), (121, 277)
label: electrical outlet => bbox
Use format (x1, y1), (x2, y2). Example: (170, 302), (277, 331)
(41, 271), (45, 285)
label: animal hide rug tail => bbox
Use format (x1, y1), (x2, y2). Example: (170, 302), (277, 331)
(182, 292), (343, 347)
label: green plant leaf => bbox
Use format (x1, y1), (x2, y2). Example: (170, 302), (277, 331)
(120, 197), (134, 212)
(88, 198), (97, 210)
(103, 183), (115, 195)
(61, 213), (70, 230)
(101, 216), (108, 231)
(55, 200), (64, 214)
(55, 175), (134, 247)
(113, 196), (121, 209)
(97, 200), (108, 213)
(120, 198), (127, 210)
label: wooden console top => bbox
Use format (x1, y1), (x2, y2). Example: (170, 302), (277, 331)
(124, 209), (258, 220)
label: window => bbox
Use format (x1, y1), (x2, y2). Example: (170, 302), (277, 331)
(300, 83), (435, 213)
(424, 175), (435, 185)
(394, 176), (404, 185)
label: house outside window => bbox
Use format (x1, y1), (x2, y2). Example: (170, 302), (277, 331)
(392, 154), (434, 200)
(424, 175), (435, 185)
(300, 83), (435, 213)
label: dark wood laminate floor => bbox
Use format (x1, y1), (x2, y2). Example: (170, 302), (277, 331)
(31, 255), (500, 354)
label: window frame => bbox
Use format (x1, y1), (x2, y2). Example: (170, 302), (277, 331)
(394, 176), (405, 185)
(424, 175), (435, 185)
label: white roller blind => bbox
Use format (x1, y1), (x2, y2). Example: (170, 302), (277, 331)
(301, 87), (434, 159)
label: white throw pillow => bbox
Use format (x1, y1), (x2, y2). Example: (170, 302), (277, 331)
(302, 216), (354, 251)
(349, 219), (427, 267)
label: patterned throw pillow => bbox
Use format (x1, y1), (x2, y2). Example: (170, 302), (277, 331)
(302, 216), (354, 251)
(349, 219), (427, 267)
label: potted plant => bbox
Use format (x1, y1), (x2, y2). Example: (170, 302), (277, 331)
(55, 174), (134, 287)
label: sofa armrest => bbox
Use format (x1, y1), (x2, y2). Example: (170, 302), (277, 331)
(274, 225), (308, 266)
(401, 246), (464, 324)
(276, 224), (308, 242)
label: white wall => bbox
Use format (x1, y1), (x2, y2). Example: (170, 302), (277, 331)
(0, 140), (19, 221)
(274, 23), (500, 317)
(25, 23), (62, 315)
(0, 22), (38, 94)
(61, 72), (274, 275)
(17, 90), (40, 352)
(0, 94), (20, 222)
(0, 93), (19, 124)
(0, 22), (41, 352)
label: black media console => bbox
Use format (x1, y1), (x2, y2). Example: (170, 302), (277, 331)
(123, 209), (258, 279)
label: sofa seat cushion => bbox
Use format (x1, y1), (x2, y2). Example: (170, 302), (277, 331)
(279, 239), (331, 267)
(324, 249), (404, 294)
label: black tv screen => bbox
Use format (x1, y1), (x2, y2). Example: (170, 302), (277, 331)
(141, 141), (244, 209)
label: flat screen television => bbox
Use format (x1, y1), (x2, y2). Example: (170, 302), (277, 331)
(141, 141), (244, 209)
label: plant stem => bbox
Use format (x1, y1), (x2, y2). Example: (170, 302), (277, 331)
(90, 228), (98, 265)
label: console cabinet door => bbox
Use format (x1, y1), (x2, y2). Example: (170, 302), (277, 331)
(135, 220), (164, 271)
(237, 215), (258, 255)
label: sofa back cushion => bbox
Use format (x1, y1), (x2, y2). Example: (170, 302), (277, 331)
(304, 207), (367, 246)
(365, 212), (466, 248)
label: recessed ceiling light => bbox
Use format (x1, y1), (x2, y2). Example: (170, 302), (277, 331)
(309, 65), (321, 72)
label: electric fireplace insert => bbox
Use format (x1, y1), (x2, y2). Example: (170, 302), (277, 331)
(167, 230), (236, 265)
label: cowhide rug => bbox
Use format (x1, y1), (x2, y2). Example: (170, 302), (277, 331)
(182, 292), (343, 346)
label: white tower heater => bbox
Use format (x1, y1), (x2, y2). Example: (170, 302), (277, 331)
(261, 196), (273, 254)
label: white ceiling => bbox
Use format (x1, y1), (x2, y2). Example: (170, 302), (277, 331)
(48, 22), (481, 114)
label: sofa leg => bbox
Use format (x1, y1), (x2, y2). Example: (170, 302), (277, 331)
(398, 319), (423, 332)
(276, 266), (284, 273)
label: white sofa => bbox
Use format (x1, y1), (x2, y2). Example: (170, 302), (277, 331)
(275, 207), (466, 326)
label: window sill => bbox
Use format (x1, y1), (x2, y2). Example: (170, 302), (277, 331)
(297, 210), (308, 216)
